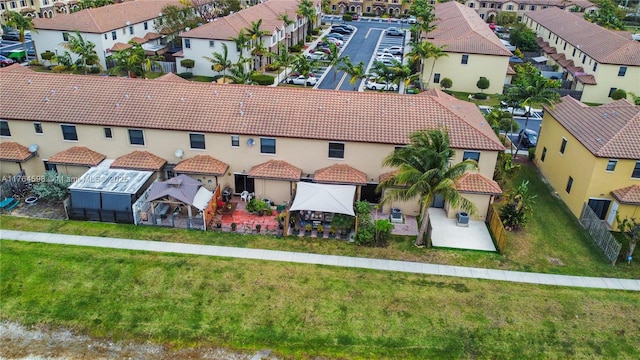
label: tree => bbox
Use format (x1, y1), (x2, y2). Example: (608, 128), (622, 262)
(484, 108), (519, 135)
(337, 56), (366, 91)
(611, 88), (627, 100)
(388, 59), (415, 93)
(584, 0), (626, 30)
(78, 0), (113, 9)
(297, 0), (317, 37)
(109, 42), (163, 78)
(156, 4), (202, 47)
(500, 180), (537, 230)
(270, 43), (295, 83)
(60, 31), (101, 75)
(203, 42), (232, 79)
(4, 11), (38, 62)
(409, 0), (436, 40)
(228, 56), (255, 84)
(370, 61), (394, 89)
(616, 215), (639, 263)
(326, 42), (341, 82)
(230, 30), (251, 59)
(495, 12), (518, 27)
(509, 24), (538, 52)
(291, 54), (318, 87)
(476, 76), (490, 93)
(245, 19), (270, 70)
(278, 13), (295, 48)
(180, 58), (195, 73)
(378, 129), (478, 247)
(183, 0), (217, 23)
(439, 77), (452, 91)
(32, 171), (72, 201)
(628, 92), (640, 105)
(407, 42), (448, 89)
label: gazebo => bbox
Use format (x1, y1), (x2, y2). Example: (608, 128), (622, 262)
(147, 174), (213, 230)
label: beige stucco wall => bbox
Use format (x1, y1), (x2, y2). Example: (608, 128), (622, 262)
(252, 179), (292, 206)
(445, 193), (492, 221)
(423, 52), (510, 94)
(52, 164), (90, 179)
(380, 196), (421, 217)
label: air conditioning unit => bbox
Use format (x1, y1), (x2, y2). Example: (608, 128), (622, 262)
(390, 208), (403, 223)
(457, 212), (469, 227)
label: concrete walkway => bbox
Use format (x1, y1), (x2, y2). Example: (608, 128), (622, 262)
(1, 229), (639, 291)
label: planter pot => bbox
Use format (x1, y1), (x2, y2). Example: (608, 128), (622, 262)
(278, 223), (284, 230)
(216, 223), (222, 229)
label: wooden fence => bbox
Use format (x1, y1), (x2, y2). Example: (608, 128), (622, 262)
(486, 205), (508, 253)
(579, 204), (622, 265)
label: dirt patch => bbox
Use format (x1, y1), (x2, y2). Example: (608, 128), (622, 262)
(548, 257), (565, 266)
(6, 199), (66, 220)
(0, 321), (277, 360)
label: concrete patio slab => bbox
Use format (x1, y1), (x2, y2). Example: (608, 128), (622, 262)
(428, 208), (496, 252)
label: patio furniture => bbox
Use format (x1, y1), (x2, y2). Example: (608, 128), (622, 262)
(0, 197), (19, 212)
(241, 191), (251, 202)
(155, 203), (170, 218)
(220, 202), (237, 220)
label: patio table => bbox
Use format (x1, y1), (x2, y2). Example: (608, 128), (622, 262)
(220, 202), (237, 220)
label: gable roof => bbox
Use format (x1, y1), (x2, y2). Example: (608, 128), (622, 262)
(48, 146), (106, 166)
(183, 0), (301, 41)
(426, 2), (512, 56)
(174, 155), (229, 175)
(611, 185), (640, 205)
(248, 160), (302, 181)
(525, 7), (640, 66)
(155, 72), (190, 83)
(0, 142), (35, 162)
(545, 96), (640, 159)
(32, 0), (181, 34)
(454, 173), (502, 195)
(314, 164), (368, 185)
(111, 150), (167, 171)
(0, 68), (504, 151)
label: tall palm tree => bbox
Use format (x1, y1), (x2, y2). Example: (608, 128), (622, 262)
(378, 129), (478, 247)
(203, 42), (232, 80)
(230, 30), (251, 59)
(60, 31), (101, 75)
(109, 42), (162, 78)
(278, 13), (295, 48)
(291, 54), (318, 88)
(337, 56), (366, 91)
(245, 19), (271, 70)
(297, 0), (317, 38)
(424, 43), (447, 89)
(507, 67), (560, 156)
(370, 61), (394, 90)
(270, 43), (295, 83)
(228, 57), (255, 84)
(388, 59), (415, 93)
(5, 11), (38, 62)
(326, 42), (341, 83)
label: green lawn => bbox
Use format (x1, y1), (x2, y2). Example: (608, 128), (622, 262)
(2, 241), (639, 359)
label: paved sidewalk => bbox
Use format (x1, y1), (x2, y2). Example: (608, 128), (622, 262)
(2, 229), (639, 291)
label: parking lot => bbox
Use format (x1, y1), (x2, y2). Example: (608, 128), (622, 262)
(289, 15), (410, 92)
(0, 32), (35, 65)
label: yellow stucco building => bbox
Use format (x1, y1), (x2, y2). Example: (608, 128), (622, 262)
(534, 96), (640, 229)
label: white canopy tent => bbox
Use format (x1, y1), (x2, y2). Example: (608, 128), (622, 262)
(289, 182), (356, 216)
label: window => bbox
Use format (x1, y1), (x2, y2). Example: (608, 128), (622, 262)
(507, 5), (513, 10)
(34, 122), (43, 134)
(433, 73), (440, 83)
(209, 40), (215, 48)
(328, 142), (345, 159)
(128, 129), (145, 145)
(560, 138), (567, 154)
(61, 124), (78, 141)
(189, 133), (205, 149)
(461, 54), (468, 64)
(231, 135), (240, 147)
(632, 161), (640, 179)
(519, 4), (524, 10)
(43, 161), (57, 173)
(260, 138), (276, 154)
(111, 31), (117, 40)
(609, 88), (617, 97)
(572, 48), (576, 57)
(566, 176), (573, 193)
(104, 34), (107, 40)
(618, 66), (627, 77)
(62, 32), (69, 41)
(541, 147), (547, 162)
(582, 55), (586, 64)
(129, 26), (133, 35)
(563, 43), (567, 50)
(606, 159), (617, 172)
(462, 151), (480, 163)
(593, 63), (598, 72)
(104, 127), (113, 139)
(144, 22), (148, 30)
(184, 39), (191, 48)
(332, 4), (336, 10)
(0, 120), (10, 137)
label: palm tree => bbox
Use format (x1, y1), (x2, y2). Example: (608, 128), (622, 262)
(228, 57), (255, 84)
(297, 0), (317, 38)
(370, 61), (394, 90)
(507, 74), (560, 155)
(203, 43), (232, 80)
(388, 59), (415, 93)
(326, 42), (341, 83)
(424, 43), (447, 89)
(337, 56), (366, 91)
(230, 30), (251, 59)
(278, 13), (295, 48)
(109, 42), (162, 78)
(378, 129), (478, 247)
(5, 11), (38, 62)
(291, 54), (318, 88)
(270, 43), (295, 83)
(245, 19), (271, 70)
(60, 31), (101, 75)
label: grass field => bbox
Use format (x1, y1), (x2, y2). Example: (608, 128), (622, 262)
(1, 241), (639, 359)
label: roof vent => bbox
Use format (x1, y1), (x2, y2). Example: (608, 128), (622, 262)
(115, 103), (120, 108)
(180, 98), (185, 102)
(239, 101), (244, 107)
(50, 89), (56, 94)
(248, 92), (252, 97)
(73, 85), (79, 91)
(611, 111), (616, 116)
(27, 79), (32, 84)
(124, 94), (129, 99)
(603, 113), (608, 118)
(214, 90), (218, 95)
(44, 97), (49, 102)
(319, 106), (322, 111)
(239, 110), (244, 116)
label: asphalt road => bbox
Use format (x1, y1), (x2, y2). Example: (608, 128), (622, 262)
(0, 33), (34, 61)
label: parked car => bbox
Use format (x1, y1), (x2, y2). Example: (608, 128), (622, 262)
(518, 129), (538, 148)
(331, 26), (352, 34)
(325, 37), (343, 46)
(325, 33), (345, 41)
(374, 58), (396, 67)
(286, 75), (317, 86)
(384, 27), (404, 36)
(407, 16), (417, 24)
(365, 78), (398, 91)
(306, 51), (327, 60)
(375, 53), (401, 62)
(379, 45), (404, 56)
(0, 55), (16, 67)
(313, 47), (332, 54)
(7, 49), (26, 63)
(351, 14), (359, 21)
(1, 31), (20, 41)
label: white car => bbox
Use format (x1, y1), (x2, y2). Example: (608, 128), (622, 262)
(306, 52), (327, 61)
(365, 78), (398, 91)
(379, 46), (404, 56)
(407, 16), (417, 24)
(325, 37), (344, 46)
(375, 53), (401, 62)
(286, 75), (317, 86)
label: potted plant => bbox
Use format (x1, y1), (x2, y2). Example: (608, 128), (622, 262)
(231, 222), (237, 232)
(329, 226), (336, 238)
(305, 223), (313, 235)
(256, 224), (262, 233)
(215, 220), (222, 229)
(275, 212), (286, 229)
(316, 224), (325, 237)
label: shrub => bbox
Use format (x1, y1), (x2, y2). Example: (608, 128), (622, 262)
(611, 88), (627, 100)
(528, 147), (535, 160)
(178, 72), (193, 79)
(89, 67), (100, 74)
(342, 14), (352, 21)
(40, 51), (55, 61)
(500, 180), (537, 231)
(311, 28), (320, 35)
(264, 63), (280, 71)
(180, 59), (195, 71)
(29, 59), (42, 66)
(290, 41), (304, 53)
(33, 171), (72, 201)
(473, 92), (488, 100)
(250, 74), (275, 85)
(439, 77), (453, 90)
(305, 35), (313, 42)
(476, 76), (490, 93)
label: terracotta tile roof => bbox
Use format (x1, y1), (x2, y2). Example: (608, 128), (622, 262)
(0, 142), (35, 162)
(611, 185), (640, 205)
(131, 36), (147, 44)
(155, 72), (188, 82)
(48, 146), (106, 166)
(174, 154), (228, 175)
(0, 63), (34, 74)
(378, 170), (398, 182)
(0, 69), (504, 151)
(144, 32), (162, 41)
(525, 7), (640, 66)
(575, 74), (597, 85)
(454, 173), (502, 195)
(314, 164), (367, 185)
(425, 2), (512, 57)
(110, 150), (167, 171)
(507, 64), (516, 75)
(32, 0), (181, 34)
(110, 42), (132, 51)
(183, 0), (302, 41)
(545, 96), (640, 159)
(248, 160), (302, 181)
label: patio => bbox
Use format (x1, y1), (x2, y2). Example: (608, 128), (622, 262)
(428, 208), (497, 252)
